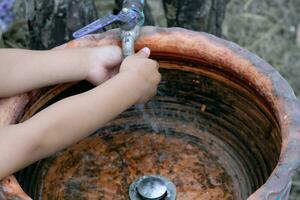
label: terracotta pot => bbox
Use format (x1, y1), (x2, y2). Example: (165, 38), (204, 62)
(0, 27), (300, 200)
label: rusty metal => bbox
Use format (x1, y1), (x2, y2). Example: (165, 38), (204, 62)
(0, 27), (300, 200)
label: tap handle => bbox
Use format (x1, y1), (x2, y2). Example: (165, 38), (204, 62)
(72, 9), (142, 38)
(72, 14), (119, 38)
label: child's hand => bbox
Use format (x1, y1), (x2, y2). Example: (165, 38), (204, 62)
(0, 47), (160, 180)
(85, 46), (123, 85)
(119, 47), (161, 103)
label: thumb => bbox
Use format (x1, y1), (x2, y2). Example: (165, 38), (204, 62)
(133, 47), (151, 58)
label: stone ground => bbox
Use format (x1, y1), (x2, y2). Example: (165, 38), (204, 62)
(1, 0), (300, 199)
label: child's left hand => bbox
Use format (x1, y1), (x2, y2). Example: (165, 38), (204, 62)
(84, 45), (123, 85)
(0, 45), (123, 97)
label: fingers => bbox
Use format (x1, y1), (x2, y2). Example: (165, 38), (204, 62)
(100, 46), (151, 68)
(97, 45), (123, 68)
(150, 59), (159, 70)
(132, 47), (151, 58)
(107, 66), (120, 79)
(85, 46), (123, 85)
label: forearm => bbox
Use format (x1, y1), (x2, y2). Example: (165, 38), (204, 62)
(0, 72), (141, 179)
(0, 49), (88, 97)
(26, 72), (141, 159)
(0, 47), (158, 180)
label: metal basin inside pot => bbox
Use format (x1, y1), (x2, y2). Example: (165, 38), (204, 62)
(1, 27), (299, 200)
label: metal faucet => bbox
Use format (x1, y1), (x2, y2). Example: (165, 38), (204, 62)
(72, 0), (145, 57)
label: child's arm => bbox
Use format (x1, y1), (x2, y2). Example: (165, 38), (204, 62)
(0, 46), (122, 97)
(0, 48), (161, 180)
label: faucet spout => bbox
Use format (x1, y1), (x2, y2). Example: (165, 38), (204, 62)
(72, 0), (145, 57)
(121, 26), (140, 57)
(120, 0), (145, 57)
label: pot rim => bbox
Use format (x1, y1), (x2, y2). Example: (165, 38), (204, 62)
(0, 26), (299, 200)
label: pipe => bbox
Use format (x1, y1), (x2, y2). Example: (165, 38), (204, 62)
(121, 26), (140, 57)
(122, 0), (145, 12)
(120, 0), (145, 57)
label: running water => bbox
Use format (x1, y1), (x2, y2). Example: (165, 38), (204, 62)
(136, 103), (159, 132)
(135, 82), (173, 135)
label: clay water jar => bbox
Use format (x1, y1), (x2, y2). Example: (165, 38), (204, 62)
(1, 27), (300, 200)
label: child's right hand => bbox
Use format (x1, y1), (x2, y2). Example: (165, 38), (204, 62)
(120, 47), (161, 103)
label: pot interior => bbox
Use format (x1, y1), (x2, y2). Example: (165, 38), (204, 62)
(16, 58), (281, 200)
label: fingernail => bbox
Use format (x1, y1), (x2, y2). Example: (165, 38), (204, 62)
(141, 47), (151, 56)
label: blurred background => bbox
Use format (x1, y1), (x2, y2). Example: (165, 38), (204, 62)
(1, 0), (299, 199)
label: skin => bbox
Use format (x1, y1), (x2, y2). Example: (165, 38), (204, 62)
(0, 46), (161, 180)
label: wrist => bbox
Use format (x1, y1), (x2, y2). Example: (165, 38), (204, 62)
(49, 49), (90, 81)
(80, 49), (95, 81)
(118, 70), (147, 103)
(84, 48), (109, 85)
(60, 48), (94, 81)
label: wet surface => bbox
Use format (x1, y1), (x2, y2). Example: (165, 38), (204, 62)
(36, 132), (235, 200)
(16, 68), (280, 200)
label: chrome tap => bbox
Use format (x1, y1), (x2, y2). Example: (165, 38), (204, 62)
(72, 0), (145, 57)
